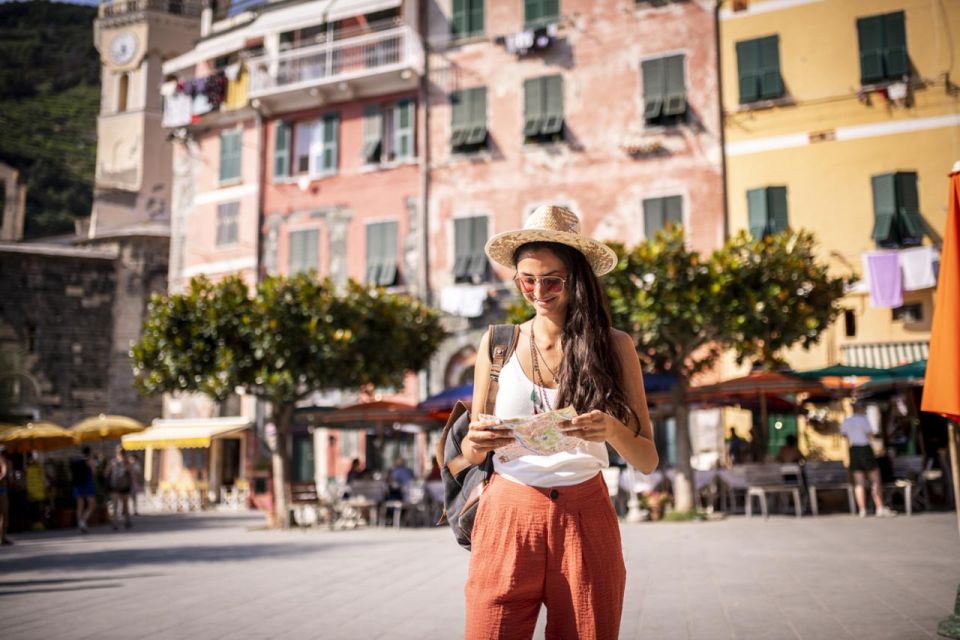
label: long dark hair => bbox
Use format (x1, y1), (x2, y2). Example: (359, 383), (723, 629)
(513, 241), (640, 435)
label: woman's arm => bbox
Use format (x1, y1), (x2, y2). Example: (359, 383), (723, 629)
(564, 330), (659, 473)
(460, 329), (515, 466)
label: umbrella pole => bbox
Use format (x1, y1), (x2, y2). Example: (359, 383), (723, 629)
(950, 421), (960, 539)
(759, 392), (768, 461)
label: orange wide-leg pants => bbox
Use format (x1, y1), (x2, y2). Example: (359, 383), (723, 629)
(464, 472), (626, 640)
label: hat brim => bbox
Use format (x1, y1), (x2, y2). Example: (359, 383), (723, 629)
(484, 228), (618, 276)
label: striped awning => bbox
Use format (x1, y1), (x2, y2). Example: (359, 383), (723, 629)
(121, 417), (250, 451)
(841, 341), (929, 369)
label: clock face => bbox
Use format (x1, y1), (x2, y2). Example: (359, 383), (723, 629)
(110, 32), (138, 65)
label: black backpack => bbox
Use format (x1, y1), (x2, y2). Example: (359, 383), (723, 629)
(435, 324), (519, 550)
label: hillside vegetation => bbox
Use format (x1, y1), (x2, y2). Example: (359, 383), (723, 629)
(0, 0), (100, 239)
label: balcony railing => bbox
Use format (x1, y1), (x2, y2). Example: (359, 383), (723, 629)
(247, 26), (422, 99)
(212, 0), (267, 21)
(99, 0), (202, 18)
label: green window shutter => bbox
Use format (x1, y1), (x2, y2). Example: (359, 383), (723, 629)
(542, 0), (559, 22)
(453, 218), (471, 278)
(524, 77), (544, 137)
(664, 196), (683, 228)
(273, 121), (290, 179)
(451, 90), (468, 148)
(857, 16), (885, 84)
(219, 130), (241, 182)
(524, 0), (542, 28)
(289, 230), (303, 274)
(468, 216), (488, 277)
(643, 198), (665, 238)
(759, 36), (784, 99)
(452, 0), (467, 37)
(541, 75), (564, 134)
(662, 55), (686, 116)
(871, 173), (897, 244)
(767, 186), (788, 234)
(362, 106), (383, 164)
(379, 221), (399, 285)
(736, 39), (761, 104)
(393, 100), (414, 161)
(896, 171), (924, 241)
(642, 58), (664, 120)
(366, 223), (383, 284)
(469, 0), (484, 36)
(321, 114), (339, 172)
(465, 87), (488, 145)
(883, 12), (908, 78)
(747, 188), (768, 238)
(289, 229), (319, 275)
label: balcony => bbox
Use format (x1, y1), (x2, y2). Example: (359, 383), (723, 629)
(98, 0), (202, 19)
(247, 25), (423, 108)
(162, 68), (250, 129)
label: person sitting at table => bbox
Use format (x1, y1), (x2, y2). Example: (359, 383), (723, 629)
(388, 457), (414, 494)
(346, 458), (364, 484)
(775, 435), (804, 464)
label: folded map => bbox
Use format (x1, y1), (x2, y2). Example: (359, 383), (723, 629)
(479, 407), (582, 463)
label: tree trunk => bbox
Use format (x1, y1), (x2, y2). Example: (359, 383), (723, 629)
(271, 403), (293, 528)
(671, 378), (695, 513)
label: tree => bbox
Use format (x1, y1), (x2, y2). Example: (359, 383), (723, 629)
(131, 273), (446, 526)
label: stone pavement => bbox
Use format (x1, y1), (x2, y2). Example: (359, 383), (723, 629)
(0, 510), (957, 639)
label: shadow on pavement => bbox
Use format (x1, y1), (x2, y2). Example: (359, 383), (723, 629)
(0, 573), (164, 588)
(0, 583), (124, 597)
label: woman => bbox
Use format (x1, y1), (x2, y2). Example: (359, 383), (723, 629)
(461, 205), (659, 640)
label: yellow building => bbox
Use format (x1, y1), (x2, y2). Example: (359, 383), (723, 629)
(719, 0), (960, 373)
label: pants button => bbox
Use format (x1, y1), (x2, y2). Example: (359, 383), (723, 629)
(549, 490), (559, 500)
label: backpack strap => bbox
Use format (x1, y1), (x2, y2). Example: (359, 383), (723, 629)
(484, 324), (520, 416)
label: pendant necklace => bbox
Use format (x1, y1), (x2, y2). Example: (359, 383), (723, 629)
(529, 323), (557, 414)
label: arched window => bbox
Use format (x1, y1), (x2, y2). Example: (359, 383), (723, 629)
(117, 73), (129, 112)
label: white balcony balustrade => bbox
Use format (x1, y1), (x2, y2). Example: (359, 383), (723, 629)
(247, 26), (423, 103)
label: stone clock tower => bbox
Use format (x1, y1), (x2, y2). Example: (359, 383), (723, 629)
(91, 0), (201, 236)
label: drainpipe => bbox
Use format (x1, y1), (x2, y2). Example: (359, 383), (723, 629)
(418, 0), (432, 396)
(253, 103), (266, 283)
(715, 0), (730, 242)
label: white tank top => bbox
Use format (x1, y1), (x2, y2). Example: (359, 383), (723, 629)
(492, 352), (608, 487)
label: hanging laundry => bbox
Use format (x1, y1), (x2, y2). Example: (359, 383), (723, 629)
(898, 245), (939, 291)
(439, 285), (488, 318)
(224, 63), (242, 82)
(862, 251), (903, 308)
(162, 92), (192, 128)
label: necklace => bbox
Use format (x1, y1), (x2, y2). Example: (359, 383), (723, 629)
(529, 323), (556, 414)
(532, 334), (558, 378)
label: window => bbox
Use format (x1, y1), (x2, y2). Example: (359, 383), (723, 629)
(643, 196), (683, 238)
(642, 54), (686, 126)
(844, 309), (857, 337)
(524, 0), (559, 29)
(292, 114), (339, 176)
(216, 202), (240, 246)
(219, 130), (242, 183)
(288, 228), (319, 275)
(451, 87), (487, 152)
(871, 172), (924, 247)
(273, 121), (291, 179)
(453, 216), (489, 282)
(362, 106), (383, 165)
(857, 11), (908, 85)
(736, 35), (784, 104)
(392, 100), (414, 161)
(117, 73), (129, 113)
(892, 303), (923, 323)
(366, 221), (399, 286)
(523, 75), (563, 143)
(452, 0), (484, 38)
(747, 186), (788, 238)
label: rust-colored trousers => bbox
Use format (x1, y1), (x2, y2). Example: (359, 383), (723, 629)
(464, 473), (626, 640)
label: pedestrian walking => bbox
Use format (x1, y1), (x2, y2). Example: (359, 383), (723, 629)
(460, 205), (659, 639)
(841, 403), (896, 517)
(70, 446), (97, 533)
(105, 446), (133, 529)
(0, 448), (12, 545)
(127, 454), (142, 516)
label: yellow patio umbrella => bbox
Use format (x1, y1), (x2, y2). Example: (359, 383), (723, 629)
(0, 421), (75, 453)
(71, 414), (146, 442)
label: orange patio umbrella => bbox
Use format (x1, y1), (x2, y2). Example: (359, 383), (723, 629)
(921, 166), (960, 537)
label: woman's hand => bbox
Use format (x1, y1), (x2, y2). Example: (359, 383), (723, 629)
(462, 418), (515, 464)
(562, 410), (617, 443)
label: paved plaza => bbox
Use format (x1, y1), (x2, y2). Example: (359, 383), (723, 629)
(0, 509), (957, 639)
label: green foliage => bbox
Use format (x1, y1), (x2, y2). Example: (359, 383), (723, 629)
(0, 1), (100, 238)
(131, 275), (447, 406)
(718, 230), (851, 369)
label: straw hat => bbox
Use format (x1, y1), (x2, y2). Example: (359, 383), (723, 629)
(484, 205), (618, 276)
